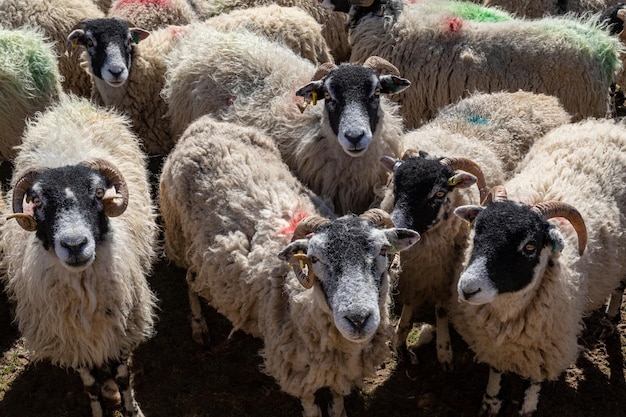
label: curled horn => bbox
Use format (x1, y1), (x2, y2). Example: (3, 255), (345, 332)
(362, 56), (400, 76)
(359, 208), (395, 228)
(310, 62), (338, 81)
(8, 169), (40, 231)
(292, 215), (330, 241)
(531, 201), (587, 256)
(440, 156), (489, 203)
(290, 215), (330, 289)
(481, 185), (508, 205)
(81, 159), (129, 217)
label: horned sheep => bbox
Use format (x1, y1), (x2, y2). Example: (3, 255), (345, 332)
(323, 0), (623, 126)
(159, 115), (419, 417)
(0, 0), (104, 98)
(452, 117), (626, 416)
(163, 25), (410, 215)
(1, 95), (159, 417)
(378, 90), (571, 370)
(0, 26), (62, 162)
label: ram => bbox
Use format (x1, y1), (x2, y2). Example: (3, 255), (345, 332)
(159, 115), (419, 417)
(323, 0), (622, 126)
(163, 24), (409, 214)
(1, 95), (158, 417)
(452, 117), (626, 416)
(378, 90), (571, 369)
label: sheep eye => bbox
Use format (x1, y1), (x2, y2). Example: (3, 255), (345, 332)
(86, 39), (94, 48)
(374, 88), (380, 96)
(32, 196), (42, 207)
(324, 92), (331, 101)
(380, 245), (391, 256)
(95, 188), (105, 199)
(435, 191), (445, 198)
(523, 243), (537, 255)
(309, 256), (319, 264)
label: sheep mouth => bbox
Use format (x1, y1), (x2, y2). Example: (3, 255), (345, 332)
(345, 147), (367, 157)
(62, 257), (94, 271)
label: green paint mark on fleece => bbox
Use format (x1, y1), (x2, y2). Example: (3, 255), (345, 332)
(446, 2), (512, 23)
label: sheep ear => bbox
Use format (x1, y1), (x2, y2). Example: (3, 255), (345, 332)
(295, 80), (324, 101)
(448, 171), (477, 189)
(380, 155), (402, 172)
(66, 29), (85, 56)
(278, 239), (309, 261)
(129, 27), (150, 44)
(379, 75), (411, 94)
(454, 205), (483, 225)
(384, 228), (420, 252)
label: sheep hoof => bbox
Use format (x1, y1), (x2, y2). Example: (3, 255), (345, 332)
(191, 317), (210, 346)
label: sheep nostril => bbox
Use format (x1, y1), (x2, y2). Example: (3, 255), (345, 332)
(344, 130), (365, 145)
(462, 288), (481, 300)
(61, 237), (88, 255)
(346, 313), (371, 331)
(108, 68), (123, 78)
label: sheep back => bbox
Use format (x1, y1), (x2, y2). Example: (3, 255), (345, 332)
(108, 0), (199, 30)
(0, 26), (61, 161)
(0, 0), (104, 97)
(2, 95), (158, 369)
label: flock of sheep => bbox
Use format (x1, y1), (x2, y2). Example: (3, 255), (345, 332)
(1, 0), (626, 416)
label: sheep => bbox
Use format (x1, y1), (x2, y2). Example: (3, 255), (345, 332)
(163, 25), (410, 215)
(159, 114), (420, 417)
(377, 90), (571, 370)
(451, 117), (626, 416)
(108, 0), (199, 30)
(322, 0), (623, 126)
(0, 26), (62, 162)
(188, 0), (351, 62)
(1, 95), (159, 417)
(481, 0), (623, 19)
(0, 0), (105, 98)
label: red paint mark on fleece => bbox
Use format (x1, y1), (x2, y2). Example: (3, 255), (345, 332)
(168, 25), (189, 39)
(279, 210), (310, 238)
(444, 16), (463, 33)
(114, 0), (171, 9)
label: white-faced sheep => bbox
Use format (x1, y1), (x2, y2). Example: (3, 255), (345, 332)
(188, 0), (351, 62)
(163, 25), (410, 215)
(108, 0), (199, 30)
(452, 117), (626, 416)
(0, 0), (105, 98)
(0, 26), (62, 162)
(1, 95), (158, 417)
(378, 90), (571, 370)
(159, 115), (419, 417)
(323, 0), (623, 126)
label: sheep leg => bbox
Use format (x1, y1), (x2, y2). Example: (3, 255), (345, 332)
(300, 393), (322, 417)
(478, 367), (502, 417)
(186, 268), (210, 345)
(392, 303), (414, 362)
(605, 278), (625, 323)
(519, 380), (542, 417)
(77, 367), (105, 417)
(435, 303), (453, 372)
(114, 352), (144, 417)
(328, 391), (347, 417)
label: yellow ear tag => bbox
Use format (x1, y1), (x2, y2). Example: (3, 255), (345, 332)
(311, 91), (317, 106)
(447, 175), (461, 186)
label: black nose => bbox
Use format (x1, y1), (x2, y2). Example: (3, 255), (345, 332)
(61, 237), (88, 256)
(344, 130), (365, 145)
(108, 68), (123, 78)
(345, 312), (371, 332)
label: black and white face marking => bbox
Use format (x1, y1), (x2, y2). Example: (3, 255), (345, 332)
(279, 215), (419, 342)
(454, 201), (561, 305)
(67, 18), (149, 88)
(22, 165), (114, 271)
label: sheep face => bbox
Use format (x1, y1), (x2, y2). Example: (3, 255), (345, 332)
(11, 164), (126, 272)
(296, 63), (409, 157)
(67, 18), (149, 88)
(279, 215), (419, 342)
(454, 201), (565, 305)
(382, 152), (477, 234)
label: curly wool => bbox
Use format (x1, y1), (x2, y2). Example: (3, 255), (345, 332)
(163, 26), (404, 215)
(2, 95), (158, 369)
(0, 0), (104, 97)
(348, 0), (623, 127)
(0, 26), (61, 161)
(108, 0), (199, 30)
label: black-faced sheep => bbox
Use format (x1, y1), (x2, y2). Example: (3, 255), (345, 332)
(159, 115), (420, 417)
(1, 95), (158, 417)
(0, 26), (62, 162)
(162, 25), (410, 215)
(452, 117), (626, 416)
(0, 0), (105, 97)
(323, 0), (623, 126)
(378, 90), (571, 369)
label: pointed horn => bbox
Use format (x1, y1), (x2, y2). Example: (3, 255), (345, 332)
(439, 156), (489, 203)
(401, 148), (419, 160)
(292, 215), (330, 241)
(291, 253), (315, 289)
(310, 62), (338, 81)
(481, 185), (508, 205)
(359, 208), (394, 228)
(531, 201), (587, 256)
(10, 169), (40, 231)
(362, 56), (400, 76)
(81, 159), (129, 217)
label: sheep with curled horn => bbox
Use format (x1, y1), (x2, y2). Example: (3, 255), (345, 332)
(163, 22), (410, 215)
(1, 95), (158, 417)
(159, 115), (419, 417)
(451, 117), (626, 416)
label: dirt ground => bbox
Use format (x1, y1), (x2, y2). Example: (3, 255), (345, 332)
(1, 251), (626, 417)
